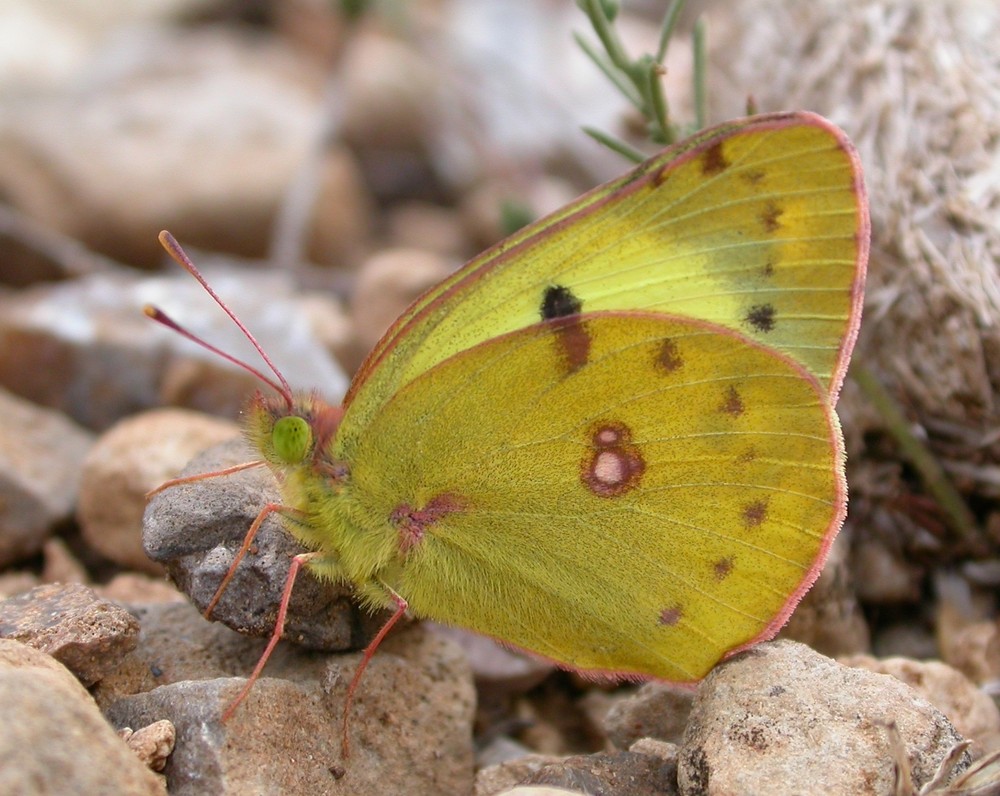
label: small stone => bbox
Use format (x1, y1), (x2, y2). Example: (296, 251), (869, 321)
(91, 650), (163, 712)
(678, 640), (968, 795)
(431, 623), (554, 698)
(120, 720), (176, 773)
(603, 682), (695, 750)
(934, 573), (1000, 686)
(40, 537), (88, 584)
(94, 573), (187, 605)
(576, 689), (618, 748)
(941, 619), (1000, 686)
(91, 600), (334, 711)
(475, 754), (563, 796)
(853, 536), (924, 603)
(328, 623), (477, 789)
(629, 738), (679, 760)
(780, 531), (870, 657)
(386, 202), (469, 259)
(477, 736), (537, 769)
(0, 0), (215, 96)
(841, 655), (1000, 756)
(0, 26), (329, 269)
(0, 571), (40, 598)
(0, 636), (91, 700)
(872, 620), (941, 661)
(0, 268), (348, 429)
(0, 387), (93, 566)
(340, 28), (439, 153)
(0, 582), (139, 686)
(299, 293), (355, 376)
(519, 748), (678, 796)
(78, 408), (240, 575)
(514, 695), (573, 756)
(303, 145), (375, 270)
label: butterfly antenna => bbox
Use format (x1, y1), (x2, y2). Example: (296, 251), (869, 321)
(146, 231), (295, 410)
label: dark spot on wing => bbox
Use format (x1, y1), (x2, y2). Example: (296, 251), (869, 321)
(745, 304), (776, 333)
(541, 284), (582, 320)
(701, 141), (729, 176)
(655, 338), (684, 374)
(713, 557), (734, 581)
(760, 201), (784, 233)
(720, 386), (744, 417)
(541, 285), (591, 374)
(391, 494), (467, 554)
(742, 499), (769, 529)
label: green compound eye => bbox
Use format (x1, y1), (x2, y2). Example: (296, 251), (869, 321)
(273, 416), (312, 464)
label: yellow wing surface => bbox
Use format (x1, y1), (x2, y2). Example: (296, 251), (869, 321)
(331, 312), (844, 681)
(345, 111), (868, 436)
(290, 112), (868, 681)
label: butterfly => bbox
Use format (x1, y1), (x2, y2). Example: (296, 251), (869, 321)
(147, 110), (868, 752)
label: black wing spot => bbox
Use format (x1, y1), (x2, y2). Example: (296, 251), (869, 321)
(541, 284), (583, 320)
(745, 304), (776, 333)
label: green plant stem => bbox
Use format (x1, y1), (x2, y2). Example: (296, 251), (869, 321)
(852, 363), (981, 551)
(692, 19), (706, 129)
(582, 127), (646, 163)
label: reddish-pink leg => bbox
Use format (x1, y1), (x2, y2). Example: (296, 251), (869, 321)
(205, 502), (296, 617)
(221, 549), (321, 722)
(145, 460), (265, 498)
(340, 588), (409, 757)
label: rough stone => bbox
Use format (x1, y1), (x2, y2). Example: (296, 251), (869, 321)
(603, 682), (695, 750)
(677, 640), (969, 795)
(0, 387), (93, 565)
(79, 407), (239, 575)
(0, 582), (139, 686)
(841, 654), (1000, 756)
(0, 639), (165, 794)
(106, 622), (475, 796)
(120, 720), (177, 773)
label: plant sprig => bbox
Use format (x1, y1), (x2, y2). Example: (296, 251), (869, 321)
(575, 0), (706, 160)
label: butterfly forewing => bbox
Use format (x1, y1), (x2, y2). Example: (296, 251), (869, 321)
(345, 111), (868, 438)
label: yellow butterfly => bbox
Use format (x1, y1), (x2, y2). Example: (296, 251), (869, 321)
(149, 110), (868, 743)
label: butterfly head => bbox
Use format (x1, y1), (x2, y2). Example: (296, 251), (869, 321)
(243, 390), (345, 474)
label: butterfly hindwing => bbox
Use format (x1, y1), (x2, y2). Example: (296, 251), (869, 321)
(331, 311), (844, 681)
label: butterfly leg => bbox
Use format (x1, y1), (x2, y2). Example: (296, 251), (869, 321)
(220, 548), (322, 722)
(340, 584), (408, 757)
(205, 502), (305, 617)
(144, 460), (265, 498)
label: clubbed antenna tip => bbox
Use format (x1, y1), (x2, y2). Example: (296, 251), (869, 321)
(148, 231), (295, 410)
